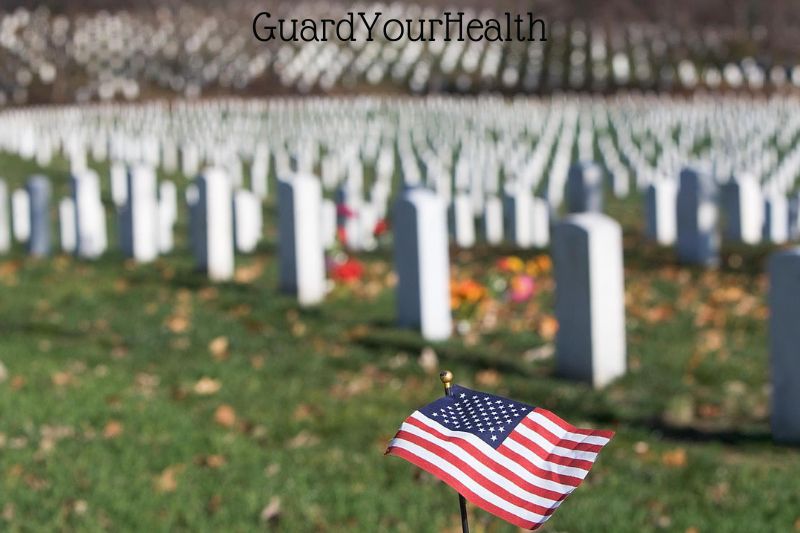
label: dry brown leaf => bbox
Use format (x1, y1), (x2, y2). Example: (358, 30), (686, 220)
(193, 377), (221, 396)
(202, 455), (226, 468)
(103, 420), (124, 439)
(51, 372), (73, 387)
(208, 337), (229, 360)
(662, 448), (688, 468)
(214, 404), (237, 428)
(165, 315), (190, 333)
(287, 431), (319, 449)
(475, 369), (501, 387)
(260, 497), (281, 524)
(234, 262), (264, 283)
(155, 465), (184, 493)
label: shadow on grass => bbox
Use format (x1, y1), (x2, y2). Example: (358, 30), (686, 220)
(636, 417), (774, 445)
(0, 320), (88, 339)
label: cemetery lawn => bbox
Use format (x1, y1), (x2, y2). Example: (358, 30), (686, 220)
(0, 152), (798, 533)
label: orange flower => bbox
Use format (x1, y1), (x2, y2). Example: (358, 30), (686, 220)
(460, 280), (485, 303)
(450, 279), (487, 305)
(535, 255), (552, 273)
(497, 256), (524, 273)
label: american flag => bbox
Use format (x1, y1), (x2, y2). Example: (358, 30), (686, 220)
(386, 385), (614, 530)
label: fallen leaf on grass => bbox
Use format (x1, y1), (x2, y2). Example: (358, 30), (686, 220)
(475, 369), (501, 387)
(260, 497), (281, 525)
(155, 465), (185, 493)
(287, 431), (319, 449)
(234, 261), (264, 284)
(662, 448), (688, 468)
(165, 315), (190, 333)
(193, 377), (221, 396)
(208, 337), (229, 360)
(103, 420), (124, 439)
(214, 405), (237, 428)
(197, 454), (226, 468)
(72, 500), (88, 515)
(51, 372), (73, 387)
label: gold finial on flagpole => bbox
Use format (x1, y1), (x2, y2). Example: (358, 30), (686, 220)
(440, 370), (454, 396)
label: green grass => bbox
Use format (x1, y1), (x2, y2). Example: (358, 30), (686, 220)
(0, 152), (798, 532)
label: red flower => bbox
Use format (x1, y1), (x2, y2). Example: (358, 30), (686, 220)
(373, 218), (389, 237)
(331, 258), (364, 283)
(337, 227), (347, 244)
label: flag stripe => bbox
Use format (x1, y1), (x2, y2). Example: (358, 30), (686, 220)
(394, 427), (563, 511)
(387, 441), (544, 529)
(410, 413), (583, 489)
(402, 417), (572, 500)
(391, 432), (559, 516)
(532, 408), (615, 440)
(511, 424), (599, 468)
(519, 417), (608, 453)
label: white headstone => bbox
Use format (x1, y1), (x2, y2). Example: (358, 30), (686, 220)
(645, 180), (678, 246)
(0, 180), (10, 253)
(158, 181), (177, 254)
(59, 197), (77, 254)
(764, 195), (789, 244)
(393, 188), (452, 341)
(11, 189), (30, 243)
(278, 175), (326, 307)
(233, 189), (262, 254)
(483, 195), (504, 245)
(194, 169), (235, 281)
(72, 170), (107, 259)
(450, 193), (476, 248)
(110, 161), (128, 208)
(504, 189), (532, 248)
(530, 196), (550, 248)
(721, 177), (763, 245)
(553, 213), (626, 388)
(120, 165), (159, 263)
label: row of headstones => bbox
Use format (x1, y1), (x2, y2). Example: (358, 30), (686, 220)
(0, 168), (264, 281)
(645, 169), (800, 266)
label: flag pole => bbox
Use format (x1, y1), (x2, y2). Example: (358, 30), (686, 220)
(440, 370), (470, 533)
